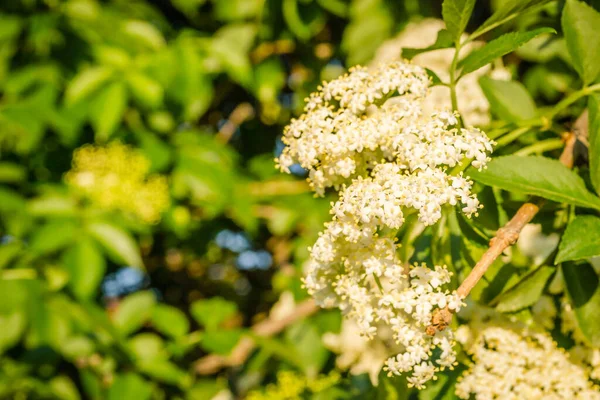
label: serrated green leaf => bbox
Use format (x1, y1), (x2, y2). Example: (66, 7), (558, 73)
(471, 0), (553, 38)
(86, 221), (143, 268)
(479, 77), (536, 122)
(563, 262), (600, 346)
(151, 304), (189, 338)
(113, 291), (155, 336)
(468, 156), (600, 210)
(442, 0), (476, 42)
(63, 239), (106, 300)
(90, 81), (127, 142)
(459, 28), (555, 75)
(493, 265), (555, 312)
(556, 216), (600, 263)
(190, 297), (237, 331)
(402, 29), (454, 60)
(562, 0), (600, 85)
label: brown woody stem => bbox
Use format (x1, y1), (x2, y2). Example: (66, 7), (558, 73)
(427, 128), (578, 334)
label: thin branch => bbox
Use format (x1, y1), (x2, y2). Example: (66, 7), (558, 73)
(194, 299), (318, 375)
(427, 123), (581, 334)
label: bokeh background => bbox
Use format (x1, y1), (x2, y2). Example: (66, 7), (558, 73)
(0, 0), (581, 399)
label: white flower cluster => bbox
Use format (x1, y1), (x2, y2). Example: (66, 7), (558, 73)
(277, 60), (494, 388)
(456, 325), (600, 399)
(372, 19), (511, 127)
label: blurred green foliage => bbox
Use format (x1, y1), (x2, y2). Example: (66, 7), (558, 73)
(0, 0), (439, 398)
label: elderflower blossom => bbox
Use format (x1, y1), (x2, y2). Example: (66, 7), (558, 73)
(65, 142), (170, 224)
(278, 60), (493, 388)
(455, 325), (600, 399)
(371, 19), (511, 127)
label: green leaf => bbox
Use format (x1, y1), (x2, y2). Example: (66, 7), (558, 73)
(27, 195), (77, 217)
(112, 291), (156, 336)
(459, 28), (555, 75)
(151, 304), (189, 338)
(137, 359), (191, 388)
(556, 216), (600, 263)
(562, 0), (600, 85)
(472, 0), (553, 38)
(0, 241), (22, 270)
(63, 239), (106, 300)
(190, 297), (237, 331)
(50, 376), (81, 400)
(126, 72), (163, 109)
(285, 320), (328, 375)
(128, 333), (165, 361)
(402, 29), (454, 60)
(589, 95), (600, 194)
(87, 221), (143, 267)
(0, 310), (26, 353)
(107, 373), (152, 400)
(492, 266), (555, 312)
(282, 0), (326, 41)
(479, 77), (536, 122)
(200, 329), (242, 355)
(0, 162), (26, 183)
(468, 156), (600, 210)
(65, 66), (113, 106)
(90, 81), (127, 142)
(29, 219), (77, 255)
(442, 0), (476, 42)
(562, 262), (600, 346)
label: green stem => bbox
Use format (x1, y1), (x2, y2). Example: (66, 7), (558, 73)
(514, 138), (564, 156)
(546, 83), (600, 121)
(495, 127), (531, 147)
(449, 41), (464, 128)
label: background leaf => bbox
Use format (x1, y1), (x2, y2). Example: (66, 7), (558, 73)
(562, 0), (600, 85)
(479, 77), (537, 122)
(63, 239), (106, 300)
(112, 291), (156, 336)
(556, 216), (600, 263)
(563, 262), (600, 346)
(492, 265), (555, 312)
(87, 222), (143, 268)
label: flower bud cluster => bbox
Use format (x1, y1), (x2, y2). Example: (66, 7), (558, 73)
(278, 61), (494, 388)
(65, 142), (170, 224)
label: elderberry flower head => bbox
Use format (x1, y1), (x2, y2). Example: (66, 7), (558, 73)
(278, 60), (494, 388)
(456, 325), (600, 399)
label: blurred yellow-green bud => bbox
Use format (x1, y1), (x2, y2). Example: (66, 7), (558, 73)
(65, 142), (170, 224)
